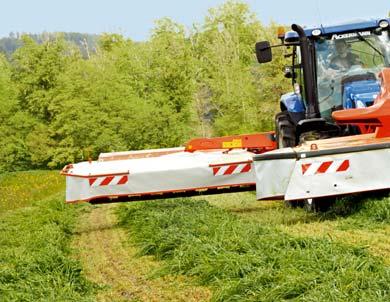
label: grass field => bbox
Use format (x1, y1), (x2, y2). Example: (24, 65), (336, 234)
(72, 203), (211, 302)
(0, 171), (210, 301)
(204, 192), (390, 263)
(118, 193), (390, 301)
(0, 171), (96, 301)
(1, 171), (390, 301)
(0, 171), (64, 213)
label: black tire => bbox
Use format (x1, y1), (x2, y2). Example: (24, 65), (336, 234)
(285, 199), (305, 208)
(275, 111), (296, 148)
(275, 112), (303, 208)
(274, 113), (336, 213)
(297, 131), (335, 212)
(304, 197), (335, 212)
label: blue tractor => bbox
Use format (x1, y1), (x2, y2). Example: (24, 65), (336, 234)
(256, 18), (390, 147)
(256, 18), (390, 210)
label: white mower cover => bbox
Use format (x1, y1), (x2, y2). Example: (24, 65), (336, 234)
(254, 139), (390, 200)
(64, 149), (255, 203)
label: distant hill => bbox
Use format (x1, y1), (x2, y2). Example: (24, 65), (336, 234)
(0, 32), (99, 58)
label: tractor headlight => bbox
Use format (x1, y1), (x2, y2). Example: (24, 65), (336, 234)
(311, 29), (322, 36)
(379, 20), (389, 29)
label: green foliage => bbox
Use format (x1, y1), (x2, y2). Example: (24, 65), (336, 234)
(0, 54), (35, 172)
(0, 1), (289, 171)
(0, 32), (98, 59)
(0, 191), (95, 301)
(118, 199), (390, 301)
(193, 1), (289, 135)
(46, 31), (195, 165)
(11, 35), (80, 120)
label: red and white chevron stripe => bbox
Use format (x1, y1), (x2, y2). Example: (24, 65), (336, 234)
(212, 163), (251, 176)
(301, 159), (349, 176)
(89, 175), (128, 187)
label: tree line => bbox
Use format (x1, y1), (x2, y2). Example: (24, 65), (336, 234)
(0, 32), (98, 58)
(0, 1), (289, 172)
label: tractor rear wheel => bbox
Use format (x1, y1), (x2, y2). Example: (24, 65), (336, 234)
(275, 111), (296, 148)
(298, 132), (336, 212)
(275, 112), (303, 208)
(304, 197), (335, 212)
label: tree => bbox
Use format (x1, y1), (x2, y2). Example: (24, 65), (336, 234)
(11, 35), (80, 122)
(0, 54), (36, 171)
(0, 1), (291, 171)
(44, 31), (196, 167)
(192, 1), (289, 135)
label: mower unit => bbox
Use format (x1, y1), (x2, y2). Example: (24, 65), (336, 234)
(63, 18), (390, 209)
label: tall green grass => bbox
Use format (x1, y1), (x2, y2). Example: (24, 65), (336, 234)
(355, 196), (390, 223)
(0, 171), (95, 301)
(118, 199), (390, 301)
(325, 194), (390, 230)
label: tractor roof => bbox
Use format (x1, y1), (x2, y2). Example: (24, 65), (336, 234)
(303, 18), (390, 37)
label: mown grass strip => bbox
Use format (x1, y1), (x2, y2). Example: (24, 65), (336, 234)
(118, 199), (390, 302)
(73, 204), (211, 301)
(0, 193), (96, 301)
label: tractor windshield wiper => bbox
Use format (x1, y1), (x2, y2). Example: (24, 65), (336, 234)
(356, 32), (385, 59)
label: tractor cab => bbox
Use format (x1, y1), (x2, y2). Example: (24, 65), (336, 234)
(256, 19), (390, 146)
(315, 23), (390, 119)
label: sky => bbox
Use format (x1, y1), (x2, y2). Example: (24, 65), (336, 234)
(0, 0), (389, 40)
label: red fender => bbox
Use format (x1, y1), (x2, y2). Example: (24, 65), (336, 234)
(332, 68), (390, 138)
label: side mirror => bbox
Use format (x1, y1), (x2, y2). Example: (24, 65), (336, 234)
(255, 41), (272, 63)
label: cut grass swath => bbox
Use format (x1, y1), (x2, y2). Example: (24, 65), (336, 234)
(0, 193), (96, 301)
(118, 199), (390, 302)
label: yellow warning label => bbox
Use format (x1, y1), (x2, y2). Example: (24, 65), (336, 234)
(222, 139), (242, 149)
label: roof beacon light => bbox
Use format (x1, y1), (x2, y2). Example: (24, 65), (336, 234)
(379, 20), (389, 28)
(277, 26), (285, 38)
(312, 29), (322, 36)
